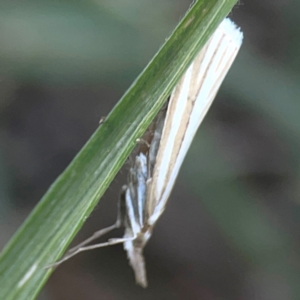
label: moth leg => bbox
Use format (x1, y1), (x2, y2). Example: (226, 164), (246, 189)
(46, 236), (136, 269)
(98, 116), (106, 125)
(66, 224), (118, 255)
(46, 186), (129, 269)
(66, 185), (128, 255)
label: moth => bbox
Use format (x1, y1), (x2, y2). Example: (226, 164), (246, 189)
(48, 18), (243, 287)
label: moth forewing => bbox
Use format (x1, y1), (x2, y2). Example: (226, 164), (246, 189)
(47, 18), (243, 289)
(122, 153), (150, 287)
(124, 154), (148, 235)
(147, 18), (243, 224)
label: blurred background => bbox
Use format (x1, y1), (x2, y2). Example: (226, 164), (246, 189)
(1, 0), (300, 299)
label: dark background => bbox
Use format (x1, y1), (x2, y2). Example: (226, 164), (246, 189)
(1, 1), (300, 299)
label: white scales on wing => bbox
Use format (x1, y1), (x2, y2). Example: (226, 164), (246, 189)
(47, 18), (243, 288)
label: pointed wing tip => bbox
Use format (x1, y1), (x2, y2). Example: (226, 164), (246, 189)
(221, 18), (244, 46)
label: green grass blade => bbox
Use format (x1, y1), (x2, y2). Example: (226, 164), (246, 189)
(0, 0), (238, 299)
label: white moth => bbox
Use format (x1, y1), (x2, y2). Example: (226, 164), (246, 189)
(48, 18), (243, 287)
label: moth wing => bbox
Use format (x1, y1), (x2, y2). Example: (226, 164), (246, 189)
(147, 18), (243, 224)
(125, 153), (148, 231)
(122, 153), (149, 287)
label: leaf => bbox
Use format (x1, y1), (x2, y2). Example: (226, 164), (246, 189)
(0, 0), (238, 299)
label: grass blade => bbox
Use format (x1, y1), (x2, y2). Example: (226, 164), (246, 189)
(0, 0), (238, 298)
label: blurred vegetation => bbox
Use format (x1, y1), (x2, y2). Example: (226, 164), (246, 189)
(0, 0), (300, 299)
